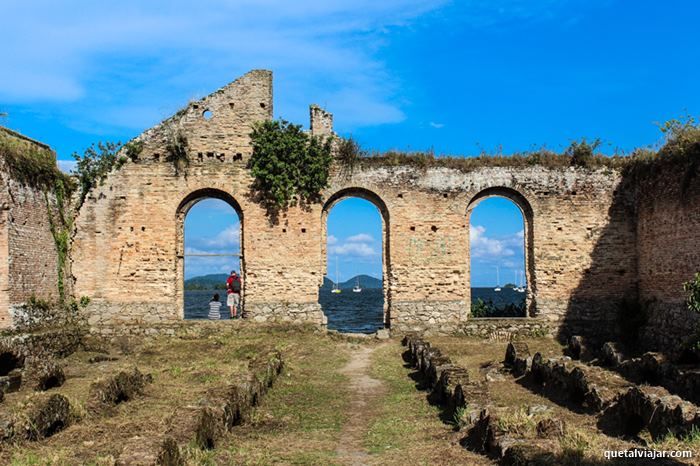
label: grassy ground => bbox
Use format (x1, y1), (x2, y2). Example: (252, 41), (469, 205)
(206, 332), (352, 465)
(364, 342), (492, 465)
(1, 324), (351, 465)
(3, 329), (698, 465)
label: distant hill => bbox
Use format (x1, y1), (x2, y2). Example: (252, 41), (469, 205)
(322, 274), (382, 290)
(184, 273), (229, 290)
(186, 273), (382, 291)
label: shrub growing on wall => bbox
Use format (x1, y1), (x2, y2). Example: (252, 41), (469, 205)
(248, 119), (333, 216)
(72, 141), (125, 208)
(684, 273), (700, 353)
(565, 138), (602, 167)
(0, 132), (74, 192)
(165, 128), (189, 175)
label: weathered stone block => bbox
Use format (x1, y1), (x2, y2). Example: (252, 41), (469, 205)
(567, 335), (586, 360)
(89, 368), (152, 411)
(513, 356), (532, 377)
(0, 369), (22, 393)
(13, 393), (71, 440)
(601, 341), (625, 367)
(117, 435), (183, 466)
(501, 443), (557, 465)
(607, 386), (700, 440)
(167, 405), (223, 450)
(504, 341), (530, 367)
(25, 359), (66, 391)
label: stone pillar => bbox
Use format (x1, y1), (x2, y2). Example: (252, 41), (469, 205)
(309, 105), (333, 137)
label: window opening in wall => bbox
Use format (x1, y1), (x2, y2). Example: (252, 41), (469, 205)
(184, 198), (241, 320)
(469, 196), (527, 317)
(202, 110), (213, 120)
(322, 197), (384, 333)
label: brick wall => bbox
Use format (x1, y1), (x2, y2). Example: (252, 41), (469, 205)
(636, 161), (700, 349)
(0, 128), (63, 327)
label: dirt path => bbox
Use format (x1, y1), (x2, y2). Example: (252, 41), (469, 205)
(336, 343), (387, 465)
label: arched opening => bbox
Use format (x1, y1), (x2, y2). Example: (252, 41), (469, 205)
(467, 187), (535, 318)
(176, 189), (243, 320)
(320, 188), (389, 333)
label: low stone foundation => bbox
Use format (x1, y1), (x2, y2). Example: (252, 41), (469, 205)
(84, 299), (327, 332)
(85, 301), (178, 327)
(246, 301), (326, 325)
(1, 326), (85, 359)
(643, 302), (700, 351)
(391, 300), (464, 333)
(457, 317), (554, 339)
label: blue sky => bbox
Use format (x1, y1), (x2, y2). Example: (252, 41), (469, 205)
(470, 198), (525, 287)
(2, 0), (699, 284)
(184, 199), (241, 280)
(327, 199), (383, 281)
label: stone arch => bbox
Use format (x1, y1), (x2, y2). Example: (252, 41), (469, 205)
(466, 186), (536, 317)
(321, 187), (391, 328)
(175, 188), (244, 319)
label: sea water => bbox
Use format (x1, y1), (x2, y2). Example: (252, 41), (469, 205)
(185, 287), (525, 332)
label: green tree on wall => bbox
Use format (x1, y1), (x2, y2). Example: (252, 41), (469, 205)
(248, 119), (333, 221)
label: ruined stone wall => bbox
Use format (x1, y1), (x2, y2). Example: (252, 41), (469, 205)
(0, 128), (63, 327)
(72, 71), (326, 327)
(327, 165), (637, 333)
(70, 68), (636, 333)
(4, 70), (697, 343)
(636, 162), (700, 349)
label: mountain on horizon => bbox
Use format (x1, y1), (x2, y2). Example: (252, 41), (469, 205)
(184, 273), (228, 290)
(321, 274), (382, 290)
(185, 273), (382, 291)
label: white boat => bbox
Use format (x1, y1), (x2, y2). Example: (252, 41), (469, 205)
(516, 270), (525, 293)
(331, 257), (341, 294)
(352, 276), (362, 293)
(494, 266), (501, 292)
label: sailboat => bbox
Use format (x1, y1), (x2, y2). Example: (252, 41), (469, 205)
(494, 266), (501, 292)
(516, 270), (526, 293)
(331, 257), (342, 294)
(352, 276), (362, 293)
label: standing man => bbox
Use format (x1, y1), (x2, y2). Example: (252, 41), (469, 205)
(226, 270), (242, 319)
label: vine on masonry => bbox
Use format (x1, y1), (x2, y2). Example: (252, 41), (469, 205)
(248, 119), (333, 218)
(44, 178), (71, 303)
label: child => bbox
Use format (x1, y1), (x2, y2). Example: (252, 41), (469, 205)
(208, 293), (222, 320)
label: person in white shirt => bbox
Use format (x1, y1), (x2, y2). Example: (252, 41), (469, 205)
(208, 293), (222, 320)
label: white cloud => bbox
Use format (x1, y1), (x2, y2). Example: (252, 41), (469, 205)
(0, 0), (451, 132)
(203, 225), (240, 249)
(328, 232), (378, 256)
(347, 233), (374, 243)
(429, 121), (445, 129)
(330, 242), (378, 257)
(470, 225), (522, 258)
(184, 246), (240, 278)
